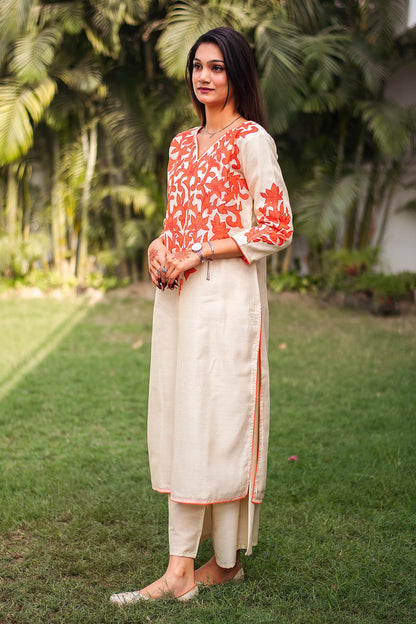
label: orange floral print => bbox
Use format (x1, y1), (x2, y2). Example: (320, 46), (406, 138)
(162, 121), (292, 277)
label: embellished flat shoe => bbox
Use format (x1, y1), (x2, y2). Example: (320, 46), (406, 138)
(110, 583), (198, 605)
(196, 566), (244, 586)
(231, 567), (245, 582)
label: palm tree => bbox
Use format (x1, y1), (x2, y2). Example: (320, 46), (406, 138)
(278, 0), (415, 256)
(0, 0), (172, 281)
(1, 0), (414, 285)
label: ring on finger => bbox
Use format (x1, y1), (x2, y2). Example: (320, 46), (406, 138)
(161, 266), (168, 274)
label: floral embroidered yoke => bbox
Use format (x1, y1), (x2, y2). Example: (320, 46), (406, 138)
(162, 121), (293, 266)
(147, 121), (293, 555)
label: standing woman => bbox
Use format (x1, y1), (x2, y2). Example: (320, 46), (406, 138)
(111, 26), (293, 605)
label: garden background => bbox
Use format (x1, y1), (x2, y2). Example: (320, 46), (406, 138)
(1, 2), (415, 623)
(1, 0), (416, 302)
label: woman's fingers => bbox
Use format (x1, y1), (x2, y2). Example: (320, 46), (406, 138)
(150, 247), (200, 290)
(158, 264), (170, 289)
(149, 264), (162, 287)
(148, 239), (169, 288)
(165, 264), (180, 289)
(164, 252), (196, 288)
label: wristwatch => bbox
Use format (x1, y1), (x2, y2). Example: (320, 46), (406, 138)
(191, 242), (205, 263)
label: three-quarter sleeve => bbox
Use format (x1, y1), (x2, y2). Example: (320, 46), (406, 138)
(231, 127), (293, 264)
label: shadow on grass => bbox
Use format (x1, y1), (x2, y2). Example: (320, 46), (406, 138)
(0, 301), (90, 402)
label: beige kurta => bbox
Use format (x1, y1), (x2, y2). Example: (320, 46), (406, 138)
(147, 121), (293, 513)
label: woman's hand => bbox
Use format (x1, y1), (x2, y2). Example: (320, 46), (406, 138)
(163, 249), (201, 288)
(148, 237), (168, 288)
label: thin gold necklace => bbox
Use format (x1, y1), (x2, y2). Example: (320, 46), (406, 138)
(201, 115), (242, 139)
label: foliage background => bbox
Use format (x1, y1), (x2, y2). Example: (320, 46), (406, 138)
(1, 0), (416, 287)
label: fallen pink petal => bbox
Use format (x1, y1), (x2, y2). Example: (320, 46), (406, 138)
(288, 455), (298, 461)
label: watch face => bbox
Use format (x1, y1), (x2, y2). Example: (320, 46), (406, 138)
(192, 243), (202, 252)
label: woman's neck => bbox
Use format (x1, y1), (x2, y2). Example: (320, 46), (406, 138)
(204, 104), (239, 133)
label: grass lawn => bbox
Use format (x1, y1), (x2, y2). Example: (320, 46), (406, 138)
(0, 289), (415, 624)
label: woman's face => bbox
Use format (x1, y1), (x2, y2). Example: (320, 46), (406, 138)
(192, 42), (232, 109)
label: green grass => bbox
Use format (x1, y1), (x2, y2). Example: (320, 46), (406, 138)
(0, 291), (415, 624)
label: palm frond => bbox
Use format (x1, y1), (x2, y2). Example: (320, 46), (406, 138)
(283, 0), (327, 33)
(44, 89), (83, 131)
(100, 95), (153, 170)
(37, 1), (84, 36)
(346, 37), (386, 96)
(255, 20), (303, 132)
(0, 0), (34, 68)
(295, 168), (364, 243)
(0, 0), (33, 39)
(58, 58), (102, 94)
(358, 101), (414, 159)
(157, 0), (230, 79)
(85, 0), (131, 58)
(101, 185), (157, 218)
(361, 0), (408, 52)
(301, 27), (350, 92)
(58, 137), (87, 187)
(0, 78), (56, 164)
(301, 92), (341, 114)
(121, 218), (156, 253)
(10, 27), (63, 83)
(123, 0), (154, 23)
(256, 20), (303, 84)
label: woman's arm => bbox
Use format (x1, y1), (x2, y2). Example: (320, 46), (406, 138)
(231, 127), (293, 264)
(162, 237), (241, 288)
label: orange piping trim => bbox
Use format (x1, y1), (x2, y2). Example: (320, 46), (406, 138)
(250, 310), (262, 504)
(152, 488), (258, 506)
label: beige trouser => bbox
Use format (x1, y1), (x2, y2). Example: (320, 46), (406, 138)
(169, 357), (262, 569)
(168, 495), (260, 568)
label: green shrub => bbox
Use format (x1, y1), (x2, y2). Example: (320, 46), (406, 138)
(354, 271), (415, 303)
(0, 235), (49, 279)
(0, 269), (129, 293)
(319, 247), (379, 295)
(268, 272), (317, 294)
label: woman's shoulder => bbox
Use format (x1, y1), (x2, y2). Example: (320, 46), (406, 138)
(236, 120), (270, 138)
(234, 120), (276, 149)
(171, 126), (199, 145)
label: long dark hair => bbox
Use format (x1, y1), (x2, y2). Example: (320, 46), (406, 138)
(185, 27), (266, 128)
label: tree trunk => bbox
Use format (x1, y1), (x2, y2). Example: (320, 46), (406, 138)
(76, 120), (98, 280)
(343, 127), (365, 249)
(22, 165), (31, 242)
(375, 162), (401, 248)
(105, 137), (128, 279)
(51, 136), (69, 277)
(0, 167), (5, 233)
(358, 160), (380, 249)
(6, 163), (19, 245)
(281, 244), (293, 273)
(335, 112), (348, 180)
(130, 258), (139, 282)
(270, 250), (279, 276)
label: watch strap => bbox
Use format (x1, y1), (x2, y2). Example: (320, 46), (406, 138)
(196, 248), (205, 263)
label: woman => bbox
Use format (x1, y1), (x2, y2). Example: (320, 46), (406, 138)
(110, 26), (293, 605)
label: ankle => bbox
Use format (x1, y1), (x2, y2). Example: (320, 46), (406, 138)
(167, 555), (194, 578)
